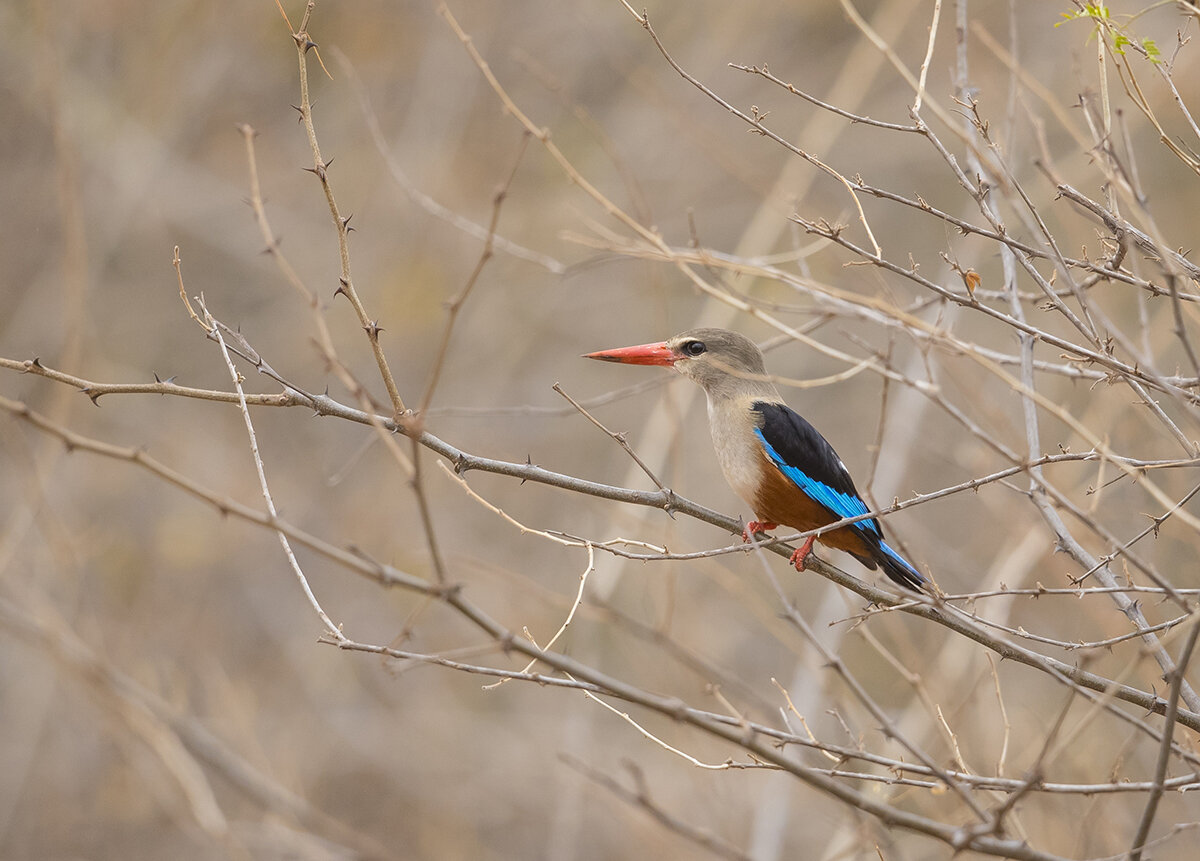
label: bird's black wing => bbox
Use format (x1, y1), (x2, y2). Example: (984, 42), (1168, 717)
(750, 401), (882, 540)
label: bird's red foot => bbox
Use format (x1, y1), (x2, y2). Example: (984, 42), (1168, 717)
(788, 536), (817, 571)
(742, 520), (778, 542)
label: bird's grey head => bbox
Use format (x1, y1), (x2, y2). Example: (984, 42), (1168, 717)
(665, 329), (775, 399)
(585, 328), (778, 400)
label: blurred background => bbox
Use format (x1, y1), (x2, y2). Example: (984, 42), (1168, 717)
(3, 0), (1200, 858)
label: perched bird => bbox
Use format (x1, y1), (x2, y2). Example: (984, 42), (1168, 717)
(585, 328), (925, 591)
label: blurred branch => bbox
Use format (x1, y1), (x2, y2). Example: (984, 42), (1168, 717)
(440, 0), (893, 367)
(336, 48), (566, 274)
(561, 756), (754, 861)
(1129, 615), (1200, 861)
(414, 132), (529, 419)
(402, 131), (532, 585)
(1002, 120), (1200, 710)
(747, 533), (993, 822)
(0, 594), (397, 861)
(618, 3), (882, 256)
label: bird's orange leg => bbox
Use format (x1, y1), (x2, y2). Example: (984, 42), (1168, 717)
(789, 535), (817, 571)
(742, 520), (778, 542)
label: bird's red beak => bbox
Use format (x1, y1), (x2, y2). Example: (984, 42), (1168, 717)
(583, 341), (676, 366)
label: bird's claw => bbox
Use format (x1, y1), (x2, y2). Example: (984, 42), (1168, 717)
(742, 520), (778, 543)
(788, 535), (817, 571)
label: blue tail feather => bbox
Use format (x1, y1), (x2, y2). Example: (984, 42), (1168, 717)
(876, 541), (926, 590)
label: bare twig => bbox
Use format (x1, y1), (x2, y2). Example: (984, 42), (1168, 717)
(1129, 615), (1200, 860)
(288, 4), (407, 419)
(553, 382), (673, 494)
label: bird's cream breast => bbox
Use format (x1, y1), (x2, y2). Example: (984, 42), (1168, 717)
(706, 396), (767, 509)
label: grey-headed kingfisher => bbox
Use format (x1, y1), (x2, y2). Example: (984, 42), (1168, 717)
(585, 328), (925, 591)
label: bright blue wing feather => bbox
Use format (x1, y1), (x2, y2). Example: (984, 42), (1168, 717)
(753, 428), (880, 538)
(753, 421), (925, 588)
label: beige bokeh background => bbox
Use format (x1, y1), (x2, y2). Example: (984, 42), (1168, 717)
(3, 1), (1200, 859)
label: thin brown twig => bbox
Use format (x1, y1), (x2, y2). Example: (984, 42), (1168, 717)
(552, 382), (673, 495)
(729, 63), (919, 132)
(288, 5), (407, 419)
(237, 121), (419, 484)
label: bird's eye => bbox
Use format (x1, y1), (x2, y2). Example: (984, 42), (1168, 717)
(682, 340), (706, 357)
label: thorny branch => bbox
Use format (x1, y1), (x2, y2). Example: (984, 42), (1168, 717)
(9, 1), (1200, 858)
(2, 371), (1198, 737)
